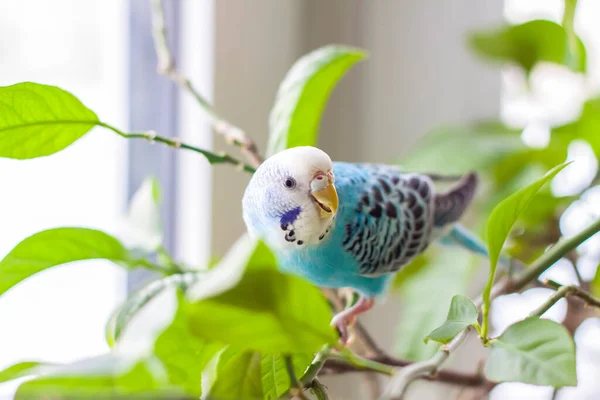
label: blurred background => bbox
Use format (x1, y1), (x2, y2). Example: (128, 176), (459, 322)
(1, 0), (600, 399)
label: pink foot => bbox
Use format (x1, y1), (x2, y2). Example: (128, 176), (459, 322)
(330, 296), (375, 344)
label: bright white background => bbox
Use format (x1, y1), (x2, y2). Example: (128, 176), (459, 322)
(0, 0), (128, 397)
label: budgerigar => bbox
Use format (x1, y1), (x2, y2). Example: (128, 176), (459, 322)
(242, 146), (484, 342)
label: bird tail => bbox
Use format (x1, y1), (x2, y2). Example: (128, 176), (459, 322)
(433, 172), (478, 227)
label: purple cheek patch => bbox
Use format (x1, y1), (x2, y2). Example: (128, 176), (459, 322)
(280, 206), (302, 229)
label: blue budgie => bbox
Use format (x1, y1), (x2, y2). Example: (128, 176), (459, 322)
(242, 146), (486, 342)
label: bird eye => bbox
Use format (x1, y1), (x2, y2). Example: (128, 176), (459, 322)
(284, 177), (296, 189)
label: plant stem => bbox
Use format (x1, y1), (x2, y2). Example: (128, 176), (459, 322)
(149, 0), (263, 168)
(310, 379), (330, 400)
(381, 217), (600, 400)
(97, 121), (255, 173)
(299, 345), (333, 387)
(510, 217), (600, 293)
(562, 0), (579, 71)
(285, 355), (308, 400)
(332, 349), (393, 376)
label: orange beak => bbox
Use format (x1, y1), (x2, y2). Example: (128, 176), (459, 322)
(310, 172), (339, 219)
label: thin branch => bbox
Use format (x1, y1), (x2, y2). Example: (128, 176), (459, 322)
(381, 217), (600, 400)
(149, 0), (263, 168)
(529, 285), (573, 317)
(310, 379), (330, 400)
(97, 122), (255, 173)
(541, 279), (600, 310)
(322, 356), (488, 388)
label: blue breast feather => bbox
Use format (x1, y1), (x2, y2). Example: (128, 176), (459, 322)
(276, 162), (436, 298)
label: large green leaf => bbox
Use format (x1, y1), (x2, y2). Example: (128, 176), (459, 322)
(0, 82), (100, 159)
(485, 318), (577, 387)
(260, 354), (312, 400)
(469, 20), (587, 74)
(424, 295), (479, 344)
(395, 248), (476, 360)
(184, 236), (337, 353)
(267, 45), (366, 155)
(0, 227), (139, 297)
(203, 348), (263, 400)
(153, 298), (224, 397)
(15, 355), (178, 399)
(400, 122), (525, 175)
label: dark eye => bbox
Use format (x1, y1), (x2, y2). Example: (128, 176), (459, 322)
(284, 177), (296, 189)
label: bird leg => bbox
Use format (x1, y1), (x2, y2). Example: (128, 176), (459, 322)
(330, 296), (375, 344)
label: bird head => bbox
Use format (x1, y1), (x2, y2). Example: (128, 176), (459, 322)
(242, 146), (338, 250)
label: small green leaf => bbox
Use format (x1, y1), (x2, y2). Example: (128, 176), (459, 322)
(485, 162), (569, 272)
(203, 348), (263, 400)
(481, 162), (570, 339)
(185, 235), (337, 353)
(0, 228), (139, 298)
(395, 247), (477, 360)
(424, 295), (478, 344)
(260, 354), (312, 399)
(0, 362), (47, 384)
(267, 45), (366, 155)
(485, 318), (577, 387)
(0, 82), (100, 159)
(120, 176), (163, 253)
(469, 20), (587, 74)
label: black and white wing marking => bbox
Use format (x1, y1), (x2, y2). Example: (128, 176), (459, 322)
(341, 169), (436, 276)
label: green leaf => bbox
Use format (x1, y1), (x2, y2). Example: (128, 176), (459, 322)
(395, 247), (477, 360)
(399, 122), (525, 175)
(260, 354), (312, 399)
(0, 82), (100, 159)
(424, 295), (479, 344)
(15, 354), (179, 399)
(469, 20), (587, 74)
(185, 235), (337, 353)
(0, 227), (139, 298)
(120, 176), (163, 253)
(153, 298), (224, 397)
(106, 272), (204, 346)
(203, 348), (263, 400)
(0, 361), (46, 384)
(480, 162), (570, 340)
(592, 265), (600, 298)
(267, 45), (366, 155)
(485, 318), (577, 387)
(482, 163), (570, 314)
(553, 96), (600, 159)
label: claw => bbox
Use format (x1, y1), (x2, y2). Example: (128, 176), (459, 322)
(330, 296), (375, 346)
